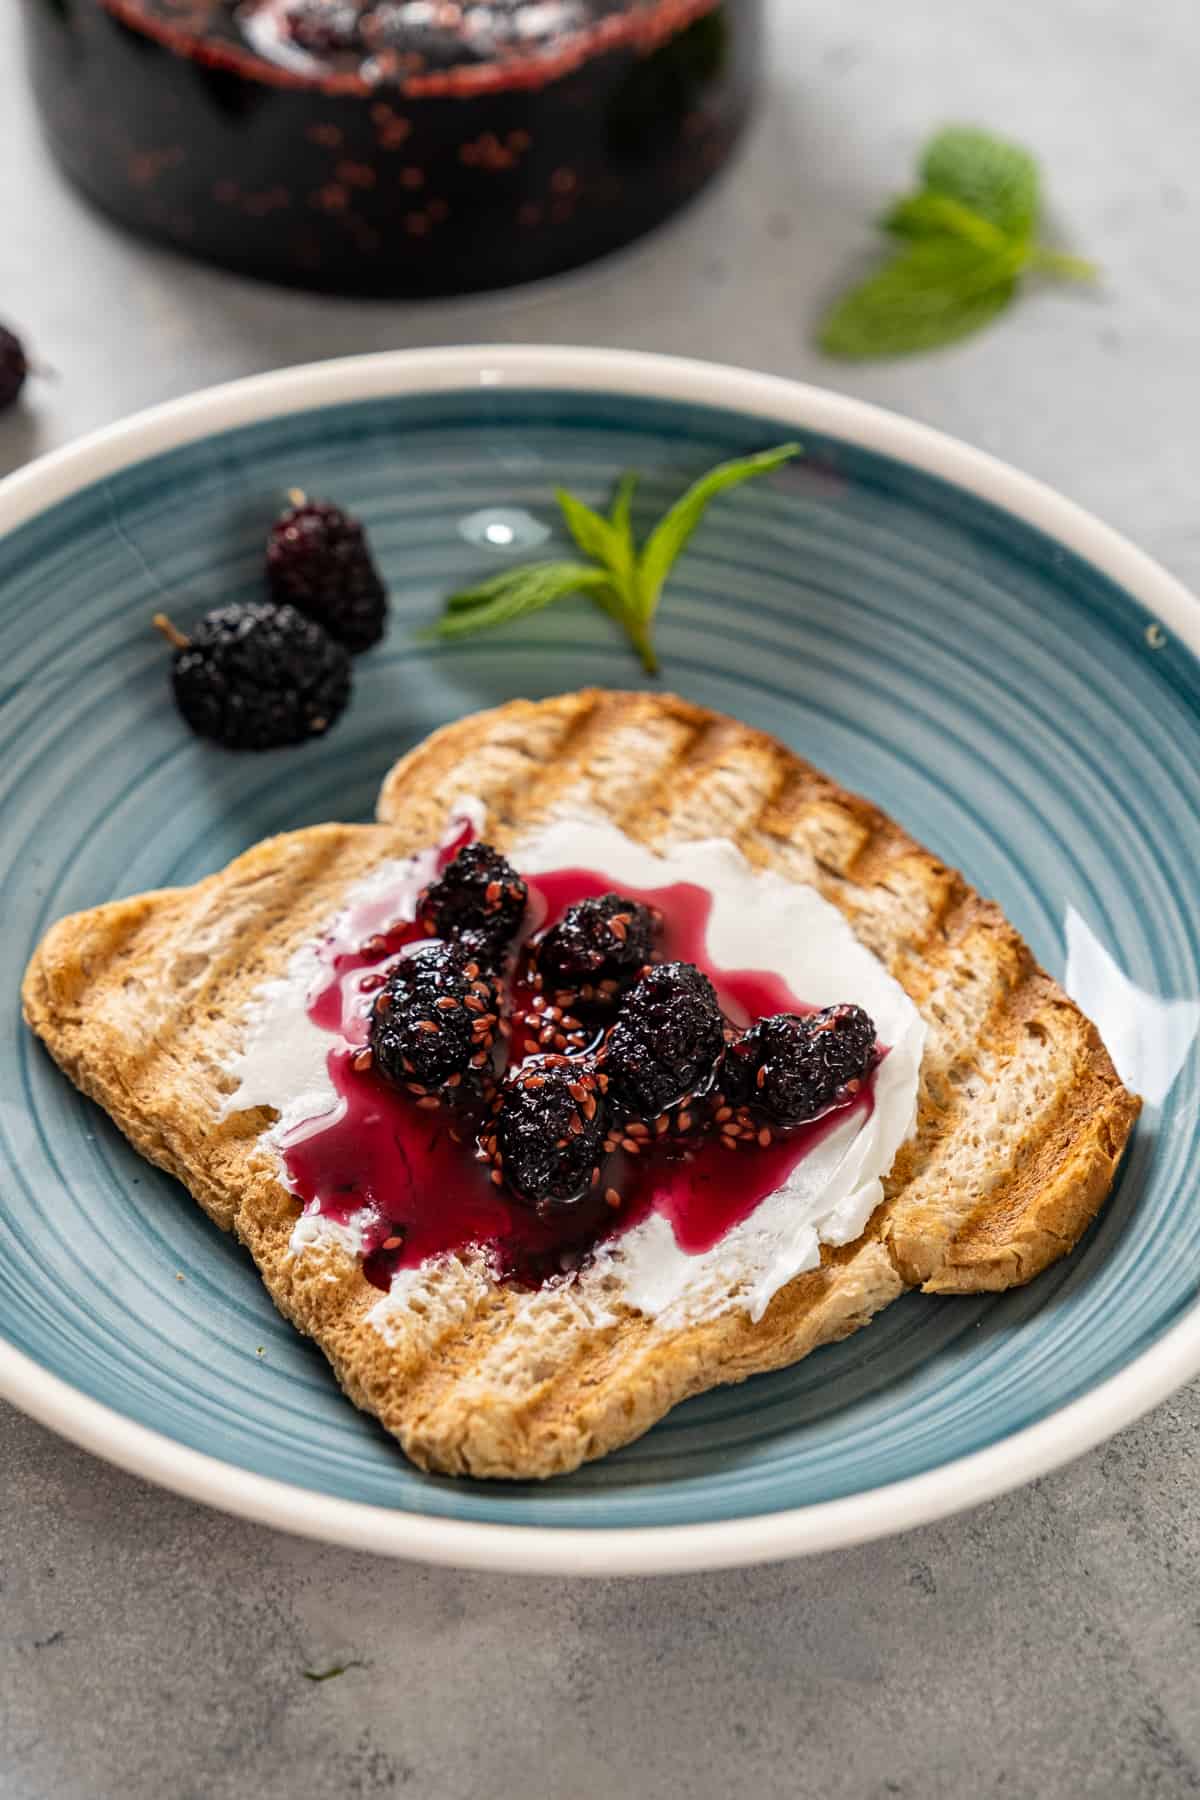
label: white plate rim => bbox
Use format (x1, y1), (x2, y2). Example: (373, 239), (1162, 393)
(2, 343), (1197, 1577)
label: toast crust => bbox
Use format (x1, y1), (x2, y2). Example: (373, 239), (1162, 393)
(23, 690), (1140, 1478)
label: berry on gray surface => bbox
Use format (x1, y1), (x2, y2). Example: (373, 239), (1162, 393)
(0, 325), (28, 412)
(491, 1055), (607, 1215)
(159, 602), (351, 750)
(740, 1005), (877, 1126)
(534, 892), (658, 1003)
(418, 842), (528, 958)
(370, 943), (503, 1100)
(603, 960), (725, 1120)
(266, 496), (387, 652)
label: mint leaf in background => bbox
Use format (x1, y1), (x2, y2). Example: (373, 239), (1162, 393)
(427, 562), (613, 638)
(1029, 245), (1101, 283)
(820, 124), (1097, 359)
(819, 240), (1023, 359)
(920, 125), (1040, 238)
(427, 445), (800, 673)
(881, 190), (1010, 251)
(636, 443), (802, 619)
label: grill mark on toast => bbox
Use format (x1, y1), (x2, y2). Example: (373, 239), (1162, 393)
(481, 691), (604, 829)
(362, 1288), (519, 1441)
(437, 692), (598, 828)
(388, 1291), (531, 1443)
(404, 1237), (903, 1476)
(26, 892), (194, 1100)
(918, 1027), (1136, 1291)
(116, 830), (373, 1146)
(631, 720), (790, 848)
(176, 825), (352, 1001)
(402, 1294), (634, 1475)
(373, 693), (594, 842)
(884, 1004), (1070, 1276)
(559, 690), (703, 822)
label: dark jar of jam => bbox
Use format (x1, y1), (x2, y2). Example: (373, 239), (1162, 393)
(20, 0), (762, 296)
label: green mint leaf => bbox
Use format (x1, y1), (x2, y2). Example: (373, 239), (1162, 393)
(818, 239), (1024, 359)
(442, 565), (555, 612)
(636, 443), (801, 619)
(608, 471), (638, 543)
(555, 488), (627, 573)
(606, 471), (640, 595)
(920, 125), (1039, 239)
(426, 562), (613, 640)
(425, 445), (801, 675)
(822, 125), (1096, 360)
(881, 190), (1010, 252)
(557, 476), (642, 598)
(1030, 246), (1101, 283)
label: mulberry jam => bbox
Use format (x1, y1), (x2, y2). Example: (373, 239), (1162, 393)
(20, 0), (762, 295)
(282, 857), (879, 1294)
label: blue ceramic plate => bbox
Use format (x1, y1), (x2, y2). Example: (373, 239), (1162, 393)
(3, 348), (1199, 1576)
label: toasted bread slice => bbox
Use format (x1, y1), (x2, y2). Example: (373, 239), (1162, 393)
(23, 691), (1139, 1479)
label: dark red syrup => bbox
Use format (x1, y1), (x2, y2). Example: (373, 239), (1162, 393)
(281, 846), (878, 1294)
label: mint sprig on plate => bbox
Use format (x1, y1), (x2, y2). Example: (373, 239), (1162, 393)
(425, 443), (801, 674)
(819, 125), (1098, 359)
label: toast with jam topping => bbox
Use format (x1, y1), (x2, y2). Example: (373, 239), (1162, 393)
(22, 690), (1139, 1479)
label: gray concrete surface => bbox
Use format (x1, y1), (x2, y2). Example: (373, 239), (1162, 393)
(3, 2), (1199, 1794)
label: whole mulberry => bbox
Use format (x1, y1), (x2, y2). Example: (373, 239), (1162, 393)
(534, 893), (658, 1003)
(159, 603), (351, 750)
(369, 943), (503, 1101)
(492, 1056), (607, 1216)
(266, 496), (387, 652)
(603, 961), (725, 1120)
(418, 842), (527, 959)
(741, 1005), (877, 1126)
(0, 326), (28, 412)
(716, 1029), (759, 1109)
